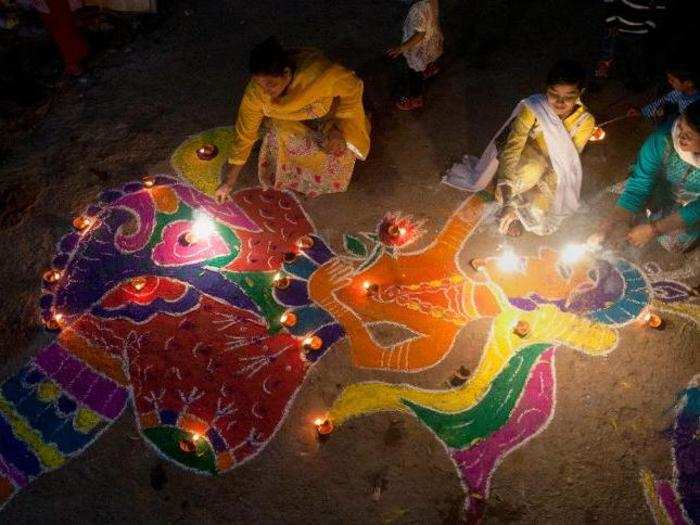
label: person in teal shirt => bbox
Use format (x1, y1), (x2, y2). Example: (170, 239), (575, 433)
(592, 100), (700, 252)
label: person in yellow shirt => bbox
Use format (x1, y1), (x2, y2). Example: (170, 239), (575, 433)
(214, 37), (371, 202)
(496, 60), (595, 236)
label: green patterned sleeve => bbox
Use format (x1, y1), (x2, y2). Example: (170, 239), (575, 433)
(616, 130), (669, 214)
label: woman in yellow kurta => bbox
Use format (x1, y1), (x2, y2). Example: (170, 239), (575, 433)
(495, 61), (595, 236)
(214, 38), (371, 202)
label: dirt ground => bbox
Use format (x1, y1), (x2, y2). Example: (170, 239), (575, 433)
(0, 0), (698, 523)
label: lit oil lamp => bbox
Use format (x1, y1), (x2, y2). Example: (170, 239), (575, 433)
(302, 335), (323, 351)
(641, 310), (664, 329)
(72, 216), (93, 231)
(178, 432), (206, 455)
(589, 126), (606, 142)
(196, 143), (219, 161)
(45, 312), (64, 331)
(513, 320), (530, 338)
(496, 248), (521, 273)
(362, 281), (379, 295)
(280, 311), (298, 327)
(272, 273), (291, 289)
(560, 243), (587, 265)
(142, 175), (156, 188)
(178, 438), (196, 454)
(43, 269), (62, 284)
(296, 235), (314, 250)
(387, 223), (407, 238)
(131, 276), (147, 291)
(314, 417), (334, 436)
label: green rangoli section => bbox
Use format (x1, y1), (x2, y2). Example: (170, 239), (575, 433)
(402, 343), (550, 449)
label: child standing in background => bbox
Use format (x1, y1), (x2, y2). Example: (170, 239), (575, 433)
(594, 0), (666, 90)
(386, 0), (443, 111)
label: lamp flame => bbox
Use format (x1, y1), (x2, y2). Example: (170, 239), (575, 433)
(191, 211), (215, 239)
(496, 248), (521, 273)
(302, 335), (323, 350)
(313, 416), (334, 436)
(560, 243), (587, 264)
(589, 126), (606, 142)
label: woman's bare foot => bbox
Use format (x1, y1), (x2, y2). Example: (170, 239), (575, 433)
(498, 207), (522, 237)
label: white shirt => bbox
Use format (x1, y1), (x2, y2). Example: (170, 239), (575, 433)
(402, 0), (443, 72)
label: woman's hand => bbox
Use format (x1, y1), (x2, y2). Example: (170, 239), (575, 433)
(588, 206), (633, 248)
(214, 182), (234, 204)
(386, 46), (404, 59)
(322, 129), (347, 156)
(626, 224), (657, 247)
(214, 163), (242, 203)
(387, 32), (424, 58)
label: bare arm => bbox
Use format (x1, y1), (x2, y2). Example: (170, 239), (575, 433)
(401, 30), (426, 51)
(387, 31), (426, 58)
(215, 164), (243, 204)
(654, 211), (686, 234)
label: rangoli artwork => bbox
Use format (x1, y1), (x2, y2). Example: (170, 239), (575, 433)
(641, 375), (699, 525)
(0, 130), (698, 522)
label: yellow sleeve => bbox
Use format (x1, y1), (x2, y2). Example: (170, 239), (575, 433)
(228, 82), (265, 165)
(496, 105), (536, 189)
(331, 69), (371, 160)
(572, 111), (595, 153)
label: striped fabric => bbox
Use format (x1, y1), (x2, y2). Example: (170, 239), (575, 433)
(603, 0), (667, 34)
(641, 90), (700, 118)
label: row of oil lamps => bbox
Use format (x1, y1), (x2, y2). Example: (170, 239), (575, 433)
(175, 413), (334, 458)
(48, 149), (345, 451)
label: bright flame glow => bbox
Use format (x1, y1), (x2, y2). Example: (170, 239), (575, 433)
(496, 248), (520, 273)
(54, 313), (64, 322)
(192, 433), (201, 442)
(560, 243), (587, 264)
(44, 269), (62, 283)
(192, 211), (216, 239)
(398, 227), (407, 236)
(362, 281), (371, 290)
(313, 418), (324, 426)
(589, 127), (606, 142)
(280, 311), (297, 326)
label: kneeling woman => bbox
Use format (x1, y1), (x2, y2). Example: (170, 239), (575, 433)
(215, 38), (371, 202)
(445, 60), (595, 236)
(592, 101), (700, 253)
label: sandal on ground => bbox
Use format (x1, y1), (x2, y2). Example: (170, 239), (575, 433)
(396, 96), (424, 111)
(422, 62), (440, 79)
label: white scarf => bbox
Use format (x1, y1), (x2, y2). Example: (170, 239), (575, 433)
(672, 117), (700, 169)
(444, 94), (584, 216)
